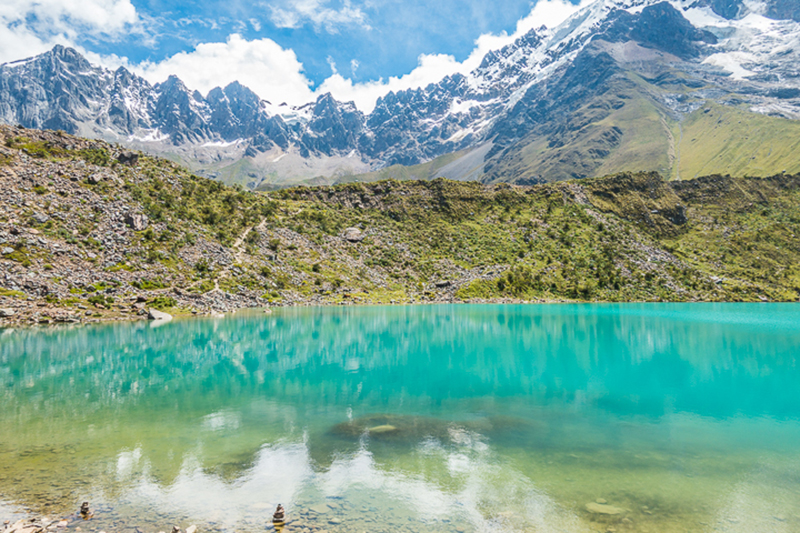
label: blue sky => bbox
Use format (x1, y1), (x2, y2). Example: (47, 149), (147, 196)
(114, 0), (537, 85)
(0, 0), (587, 111)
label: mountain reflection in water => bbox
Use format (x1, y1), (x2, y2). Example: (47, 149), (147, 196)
(1, 304), (800, 533)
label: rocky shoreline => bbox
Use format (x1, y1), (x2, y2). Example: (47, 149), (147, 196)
(3, 517), (199, 533)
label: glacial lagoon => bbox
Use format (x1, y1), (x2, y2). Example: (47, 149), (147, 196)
(1, 304), (800, 533)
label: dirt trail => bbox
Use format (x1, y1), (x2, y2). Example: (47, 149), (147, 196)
(208, 218), (266, 292)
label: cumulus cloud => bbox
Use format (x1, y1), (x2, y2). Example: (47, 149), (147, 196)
(318, 0), (594, 111)
(269, 0), (370, 33)
(117, 0), (591, 113)
(0, 0), (138, 63)
(0, 0), (592, 114)
(132, 34), (317, 106)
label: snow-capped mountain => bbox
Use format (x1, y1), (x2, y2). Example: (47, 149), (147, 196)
(1, 0), (799, 187)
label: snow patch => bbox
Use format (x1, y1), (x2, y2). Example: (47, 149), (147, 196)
(127, 129), (169, 143)
(272, 154), (288, 163)
(450, 99), (480, 114)
(702, 53), (755, 79)
(202, 139), (243, 148)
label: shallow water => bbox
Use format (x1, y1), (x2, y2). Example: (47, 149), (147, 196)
(1, 304), (800, 533)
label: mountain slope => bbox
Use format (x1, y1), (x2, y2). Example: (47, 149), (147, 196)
(1, 0), (799, 187)
(3, 125), (800, 326)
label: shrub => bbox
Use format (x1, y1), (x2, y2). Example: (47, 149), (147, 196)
(149, 296), (177, 309)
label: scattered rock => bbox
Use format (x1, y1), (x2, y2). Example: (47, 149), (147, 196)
(586, 502), (624, 515)
(32, 213), (50, 224)
(87, 173), (104, 185)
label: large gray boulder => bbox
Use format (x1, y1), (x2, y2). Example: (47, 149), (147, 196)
(343, 227), (364, 242)
(147, 308), (172, 321)
(125, 213), (149, 231)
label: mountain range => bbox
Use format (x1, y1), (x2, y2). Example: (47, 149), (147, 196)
(1, 0), (800, 189)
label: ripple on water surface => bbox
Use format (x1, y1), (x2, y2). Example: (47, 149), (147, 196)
(1, 304), (800, 532)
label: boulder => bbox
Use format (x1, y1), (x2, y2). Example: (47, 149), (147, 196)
(32, 212), (50, 224)
(87, 173), (104, 185)
(2, 247), (13, 255)
(585, 502), (624, 515)
(343, 227), (364, 242)
(117, 151), (139, 166)
(124, 213), (149, 231)
(147, 308), (172, 321)
(0, 308), (15, 317)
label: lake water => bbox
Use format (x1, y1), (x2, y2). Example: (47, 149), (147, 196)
(1, 304), (800, 533)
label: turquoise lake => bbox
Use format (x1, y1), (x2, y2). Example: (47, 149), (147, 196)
(1, 304), (800, 533)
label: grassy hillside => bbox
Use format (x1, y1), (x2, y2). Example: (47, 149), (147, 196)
(675, 102), (800, 180)
(365, 70), (800, 187)
(1, 126), (799, 325)
(336, 149), (472, 184)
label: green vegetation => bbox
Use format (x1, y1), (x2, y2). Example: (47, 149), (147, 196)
(74, 147), (112, 167)
(127, 157), (275, 245)
(2, 124), (799, 314)
(4, 136), (68, 159)
(0, 288), (26, 299)
(273, 173), (800, 303)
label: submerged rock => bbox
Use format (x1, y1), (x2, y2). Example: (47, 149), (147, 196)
(330, 413), (536, 444)
(585, 502), (625, 515)
(368, 424), (398, 434)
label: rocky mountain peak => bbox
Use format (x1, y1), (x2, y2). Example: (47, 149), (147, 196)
(0, 0), (798, 187)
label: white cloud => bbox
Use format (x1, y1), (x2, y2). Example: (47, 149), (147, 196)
(132, 34), (316, 106)
(318, 53), (470, 112)
(317, 0), (594, 111)
(0, 0), (139, 63)
(269, 0), (370, 33)
(0, 0), (591, 114)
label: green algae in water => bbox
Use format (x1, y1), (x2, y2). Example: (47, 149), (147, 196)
(1, 304), (800, 532)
